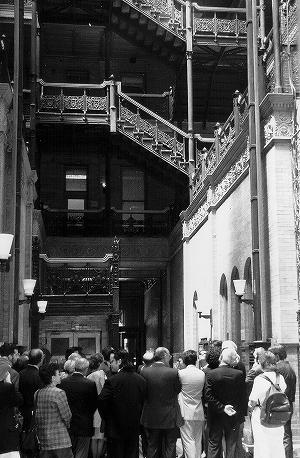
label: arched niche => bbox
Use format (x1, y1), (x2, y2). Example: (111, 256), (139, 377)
(219, 274), (228, 340)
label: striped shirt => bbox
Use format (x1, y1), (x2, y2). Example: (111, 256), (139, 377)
(35, 386), (72, 450)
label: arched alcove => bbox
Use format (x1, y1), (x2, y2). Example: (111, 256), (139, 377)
(219, 274), (228, 340)
(231, 267), (241, 346)
(241, 257), (255, 344)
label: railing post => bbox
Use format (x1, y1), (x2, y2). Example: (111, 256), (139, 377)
(214, 123), (221, 164)
(201, 147), (207, 181)
(59, 88), (64, 118)
(271, 0), (282, 92)
(83, 88), (87, 121)
(259, 0), (266, 50)
(109, 74), (117, 132)
(233, 90), (241, 135)
(186, 0), (195, 198)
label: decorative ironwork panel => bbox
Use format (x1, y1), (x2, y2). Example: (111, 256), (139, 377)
(217, 18), (236, 34)
(43, 264), (110, 296)
(86, 96), (107, 111)
(64, 96), (84, 111)
(39, 95), (61, 110)
(194, 18), (214, 33)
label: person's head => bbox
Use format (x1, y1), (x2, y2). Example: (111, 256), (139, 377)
(74, 357), (89, 375)
(154, 347), (171, 366)
(39, 363), (60, 386)
(253, 347), (265, 364)
(13, 354), (29, 372)
(102, 346), (115, 363)
(113, 349), (134, 372)
(221, 340), (237, 351)
(68, 352), (82, 362)
(259, 351), (277, 372)
(268, 345), (287, 362)
(64, 359), (75, 375)
(28, 349), (44, 367)
(88, 353), (104, 373)
(220, 348), (240, 367)
(206, 346), (222, 369)
(142, 350), (154, 366)
(183, 350), (197, 367)
(212, 340), (223, 349)
(0, 359), (10, 381)
(65, 346), (84, 360)
(0, 343), (14, 360)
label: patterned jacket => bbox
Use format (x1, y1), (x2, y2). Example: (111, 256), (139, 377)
(35, 386), (72, 450)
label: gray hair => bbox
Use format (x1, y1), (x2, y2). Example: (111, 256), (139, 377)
(221, 340), (237, 351)
(154, 347), (170, 361)
(64, 359), (75, 374)
(74, 357), (89, 373)
(220, 348), (240, 366)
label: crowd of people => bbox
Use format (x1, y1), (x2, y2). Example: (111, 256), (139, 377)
(0, 339), (296, 458)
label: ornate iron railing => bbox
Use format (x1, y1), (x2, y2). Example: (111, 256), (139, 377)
(42, 207), (176, 237)
(192, 90), (248, 197)
(38, 80), (109, 120)
(119, 0), (248, 44)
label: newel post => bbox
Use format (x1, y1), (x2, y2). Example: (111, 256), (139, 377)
(109, 75), (117, 133)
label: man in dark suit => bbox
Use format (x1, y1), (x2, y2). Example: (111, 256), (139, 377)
(140, 347), (182, 458)
(205, 348), (247, 458)
(19, 348), (44, 431)
(60, 357), (97, 458)
(98, 349), (146, 458)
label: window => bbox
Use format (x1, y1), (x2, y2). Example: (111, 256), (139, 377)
(122, 168), (145, 224)
(66, 169), (87, 192)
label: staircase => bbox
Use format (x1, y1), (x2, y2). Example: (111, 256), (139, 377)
(113, 0), (248, 49)
(36, 79), (214, 175)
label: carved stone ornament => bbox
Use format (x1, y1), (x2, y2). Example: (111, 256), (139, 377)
(263, 111), (293, 146)
(213, 148), (250, 205)
(183, 146), (250, 238)
(183, 200), (210, 238)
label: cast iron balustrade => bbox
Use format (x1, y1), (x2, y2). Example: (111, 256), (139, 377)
(41, 263), (111, 297)
(117, 0), (248, 46)
(42, 207), (176, 237)
(192, 90), (248, 197)
(37, 79), (213, 174)
(38, 80), (109, 123)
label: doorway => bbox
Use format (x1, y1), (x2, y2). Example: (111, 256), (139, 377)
(47, 331), (102, 359)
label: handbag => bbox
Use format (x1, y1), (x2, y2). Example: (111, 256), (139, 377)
(21, 390), (41, 455)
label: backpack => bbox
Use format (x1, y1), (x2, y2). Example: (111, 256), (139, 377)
(259, 374), (291, 428)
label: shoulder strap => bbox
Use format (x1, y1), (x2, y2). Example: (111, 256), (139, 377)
(260, 374), (281, 392)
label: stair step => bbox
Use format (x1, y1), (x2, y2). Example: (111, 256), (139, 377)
(123, 125), (135, 131)
(140, 5), (152, 12)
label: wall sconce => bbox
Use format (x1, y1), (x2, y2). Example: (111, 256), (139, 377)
(37, 300), (47, 314)
(198, 308), (213, 342)
(18, 279), (37, 304)
(0, 233), (14, 272)
(233, 279), (254, 306)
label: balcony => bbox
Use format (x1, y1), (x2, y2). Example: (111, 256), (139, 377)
(42, 206), (177, 238)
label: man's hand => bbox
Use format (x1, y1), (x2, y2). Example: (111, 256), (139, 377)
(224, 405), (236, 416)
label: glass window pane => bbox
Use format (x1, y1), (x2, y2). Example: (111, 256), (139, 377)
(66, 169), (87, 192)
(68, 199), (85, 210)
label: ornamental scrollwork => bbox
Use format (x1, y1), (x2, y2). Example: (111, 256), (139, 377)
(183, 200), (210, 238)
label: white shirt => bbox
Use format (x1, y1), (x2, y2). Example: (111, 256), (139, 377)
(178, 365), (205, 420)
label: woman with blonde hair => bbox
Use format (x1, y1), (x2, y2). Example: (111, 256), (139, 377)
(248, 351), (286, 458)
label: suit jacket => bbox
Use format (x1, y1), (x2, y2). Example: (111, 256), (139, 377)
(141, 362), (182, 429)
(60, 372), (97, 436)
(0, 381), (23, 454)
(19, 364), (44, 429)
(178, 365), (205, 421)
(0, 357), (19, 391)
(98, 368), (146, 439)
(205, 365), (247, 426)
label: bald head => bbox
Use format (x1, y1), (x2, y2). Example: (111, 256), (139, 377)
(28, 348), (44, 367)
